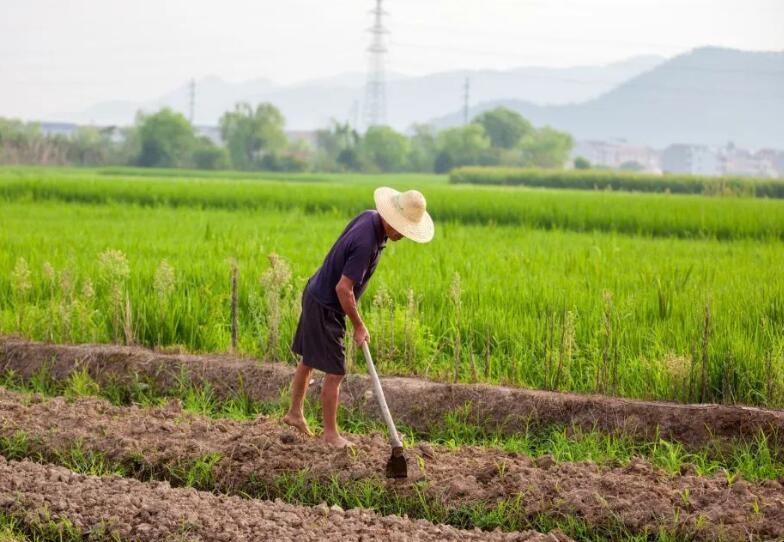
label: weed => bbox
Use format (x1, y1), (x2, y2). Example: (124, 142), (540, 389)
(64, 368), (100, 399)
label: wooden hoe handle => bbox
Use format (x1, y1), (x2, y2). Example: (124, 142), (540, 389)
(361, 341), (404, 449)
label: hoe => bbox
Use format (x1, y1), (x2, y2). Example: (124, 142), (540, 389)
(361, 341), (408, 478)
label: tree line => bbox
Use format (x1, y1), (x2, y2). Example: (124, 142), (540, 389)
(0, 104), (573, 173)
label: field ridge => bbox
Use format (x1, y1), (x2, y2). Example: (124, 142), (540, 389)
(3, 338), (783, 451)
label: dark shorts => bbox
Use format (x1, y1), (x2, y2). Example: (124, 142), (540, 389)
(291, 286), (347, 375)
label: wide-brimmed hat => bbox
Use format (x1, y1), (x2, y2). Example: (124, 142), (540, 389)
(374, 187), (434, 243)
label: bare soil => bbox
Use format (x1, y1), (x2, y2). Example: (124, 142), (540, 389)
(0, 457), (564, 542)
(2, 338), (783, 451)
(1, 388), (782, 541)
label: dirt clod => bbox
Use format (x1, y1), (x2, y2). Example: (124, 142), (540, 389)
(280, 432), (298, 444)
(535, 455), (556, 470)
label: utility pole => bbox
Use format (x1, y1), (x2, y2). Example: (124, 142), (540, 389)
(363, 0), (388, 129)
(462, 76), (470, 125)
(188, 78), (196, 125)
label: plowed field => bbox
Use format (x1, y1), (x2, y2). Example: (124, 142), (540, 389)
(0, 457), (565, 541)
(1, 388), (782, 541)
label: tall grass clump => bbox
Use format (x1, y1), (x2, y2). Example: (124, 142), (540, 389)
(96, 249), (131, 343)
(258, 253), (293, 360)
(449, 272), (462, 383)
(371, 283), (394, 361)
(152, 259), (177, 345)
(10, 257), (32, 330)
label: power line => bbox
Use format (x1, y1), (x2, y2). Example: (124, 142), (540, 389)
(390, 41), (784, 76)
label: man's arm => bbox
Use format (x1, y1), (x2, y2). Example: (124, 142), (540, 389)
(336, 274), (369, 345)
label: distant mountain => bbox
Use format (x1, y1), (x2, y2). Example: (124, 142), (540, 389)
(69, 76), (276, 127)
(54, 56), (664, 130)
(432, 47), (784, 149)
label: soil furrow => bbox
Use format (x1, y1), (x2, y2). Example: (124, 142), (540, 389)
(2, 339), (783, 452)
(0, 457), (562, 542)
(1, 388), (782, 541)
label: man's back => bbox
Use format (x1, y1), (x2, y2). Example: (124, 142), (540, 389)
(307, 210), (387, 313)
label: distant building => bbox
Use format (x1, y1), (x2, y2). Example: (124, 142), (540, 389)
(661, 144), (720, 176)
(718, 144), (779, 178)
(756, 149), (784, 177)
(661, 143), (782, 178)
(38, 121), (126, 143)
(572, 140), (661, 172)
(39, 122), (79, 138)
(286, 130), (319, 149)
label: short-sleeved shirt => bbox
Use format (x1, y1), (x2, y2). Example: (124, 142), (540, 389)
(306, 210), (387, 313)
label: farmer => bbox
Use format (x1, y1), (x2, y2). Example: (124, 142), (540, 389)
(283, 187), (434, 448)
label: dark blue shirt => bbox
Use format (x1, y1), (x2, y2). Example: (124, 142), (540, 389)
(307, 210), (387, 313)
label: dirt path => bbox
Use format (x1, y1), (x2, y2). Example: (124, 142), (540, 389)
(0, 457), (564, 542)
(2, 338), (783, 451)
(0, 389), (782, 541)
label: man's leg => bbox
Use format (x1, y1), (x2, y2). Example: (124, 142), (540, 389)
(321, 373), (352, 447)
(283, 360), (314, 436)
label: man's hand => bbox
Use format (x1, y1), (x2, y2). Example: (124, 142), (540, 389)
(336, 274), (369, 346)
(353, 324), (370, 346)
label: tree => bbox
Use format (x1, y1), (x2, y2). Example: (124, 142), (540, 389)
(472, 107), (533, 149)
(135, 108), (195, 168)
(0, 118), (68, 165)
(359, 126), (410, 172)
(407, 124), (438, 172)
(219, 102), (286, 170)
(192, 136), (230, 170)
(67, 127), (114, 166)
(619, 160), (645, 172)
(433, 151), (454, 174)
(315, 120), (360, 171)
(315, 128), (340, 160)
(434, 124), (491, 172)
(519, 126), (573, 168)
(337, 148), (361, 170)
(334, 121), (359, 152)
(574, 156), (591, 170)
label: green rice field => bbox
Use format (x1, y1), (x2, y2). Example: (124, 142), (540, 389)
(1, 167), (783, 406)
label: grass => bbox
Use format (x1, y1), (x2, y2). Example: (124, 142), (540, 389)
(0, 512), (87, 542)
(0, 515), (27, 542)
(166, 452), (223, 489)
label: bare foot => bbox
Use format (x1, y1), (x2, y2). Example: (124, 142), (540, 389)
(282, 413), (313, 437)
(322, 433), (354, 449)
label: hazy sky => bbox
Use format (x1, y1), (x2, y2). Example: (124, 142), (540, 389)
(2, 0), (783, 119)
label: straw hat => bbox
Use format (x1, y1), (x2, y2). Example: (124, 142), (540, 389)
(374, 187), (434, 243)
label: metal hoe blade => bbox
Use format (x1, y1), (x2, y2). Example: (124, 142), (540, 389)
(386, 446), (408, 479)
